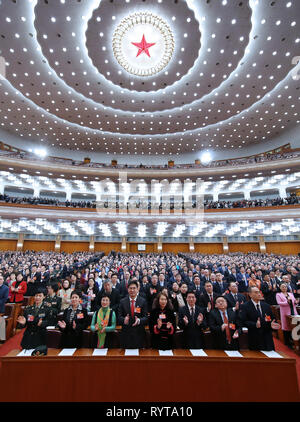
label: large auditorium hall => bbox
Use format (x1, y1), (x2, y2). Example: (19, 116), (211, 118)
(0, 0), (300, 411)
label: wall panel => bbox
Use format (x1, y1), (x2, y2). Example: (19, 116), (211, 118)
(94, 242), (122, 253)
(0, 239), (17, 251)
(162, 243), (189, 253)
(23, 240), (55, 252)
(60, 241), (89, 253)
(194, 243), (223, 254)
(228, 243), (260, 253)
(266, 242), (300, 255)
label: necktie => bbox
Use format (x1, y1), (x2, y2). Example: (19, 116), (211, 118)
(234, 294), (238, 302)
(191, 307), (195, 322)
(222, 311), (231, 344)
(256, 304), (261, 318)
(130, 299), (135, 318)
(210, 295), (214, 309)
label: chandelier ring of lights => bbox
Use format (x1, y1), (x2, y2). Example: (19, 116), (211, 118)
(112, 12), (175, 77)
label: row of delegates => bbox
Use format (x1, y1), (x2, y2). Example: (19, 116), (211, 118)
(17, 283), (281, 352)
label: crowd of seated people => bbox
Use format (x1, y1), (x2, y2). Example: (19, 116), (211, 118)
(203, 194), (299, 209)
(0, 193), (299, 211)
(1, 250), (300, 350)
(1, 148), (299, 169)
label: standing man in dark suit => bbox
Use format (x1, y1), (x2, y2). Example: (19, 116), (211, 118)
(224, 282), (246, 312)
(261, 274), (278, 305)
(199, 281), (219, 317)
(190, 274), (203, 295)
(178, 291), (207, 349)
(96, 280), (120, 313)
(209, 296), (241, 350)
(240, 286), (281, 351)
(139, 275), (149, 299)
(118, 280), (148, 349)
(237, 267), (249, 293)
(119, 271), (131, 298)
(213, 273), (228, 295)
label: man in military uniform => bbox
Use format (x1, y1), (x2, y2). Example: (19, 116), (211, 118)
(44, 283), (62, 326)
(17, 287), (50, 349)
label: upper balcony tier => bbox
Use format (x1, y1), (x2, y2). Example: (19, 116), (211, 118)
(0, 144), (299, 180)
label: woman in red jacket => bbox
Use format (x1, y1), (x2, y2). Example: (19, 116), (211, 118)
(9, 273), (27, 303)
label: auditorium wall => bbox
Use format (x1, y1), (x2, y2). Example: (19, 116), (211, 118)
(94, 242), (122, 253)
(0, 239), (17, 251)
(162, 243), (189, 253)
(60, 241), (89, 253)
(23, 240), (55, 252)
(194, 243), (223, 254)
(228, 243), (260, 253)
(265, 242), (300, 255)
(0, 239), (299, 256)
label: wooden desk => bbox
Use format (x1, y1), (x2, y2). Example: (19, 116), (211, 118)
(0, 348), (298, 402)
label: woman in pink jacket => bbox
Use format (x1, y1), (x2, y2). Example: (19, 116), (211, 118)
(276, 283), (298, 348)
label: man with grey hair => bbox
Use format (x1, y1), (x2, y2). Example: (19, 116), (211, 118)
(240, 286), (280, 351)
(96, 279), (120, 313)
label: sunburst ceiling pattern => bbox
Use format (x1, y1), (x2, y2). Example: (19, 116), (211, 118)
(0, 0), (299, 157)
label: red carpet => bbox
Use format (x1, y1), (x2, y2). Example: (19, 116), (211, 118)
(0, 330), (23, 360)
(274, 337), (300, 394)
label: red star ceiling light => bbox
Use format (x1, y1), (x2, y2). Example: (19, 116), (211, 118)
(112, 12), (174, 77)
(131, 34), (156, 58)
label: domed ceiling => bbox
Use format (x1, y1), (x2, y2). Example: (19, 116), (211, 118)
(0, 0), (299, 157)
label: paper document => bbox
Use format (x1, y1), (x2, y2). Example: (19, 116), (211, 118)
(125, 349), (139, 356)
(190, 349), (208, 357)
(58, 348), (76, 356)
(261, 350), (283, 358)
(92, 348), (108, 356)
(159, 350), (173, 356)
(17, 349), (35, 356)
(225, 350), (243, 357)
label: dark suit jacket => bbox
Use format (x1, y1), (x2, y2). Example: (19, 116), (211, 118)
(213, 281), (229, 295)
(225, 272), (238, 283)
(261, 281), (278, 305)
(149, 307), (176, 350)
(119, 280), (129, 298)
(0, 283), (9, 313)
(178, 305), (207, 349)
(240, 300), (275, 351)
(139, 283), (149, 299)
(208, 308), (241, 350)
(236, 273), (249, 293)
(198, 292), (219, 315)
(58, 307), (89, 348)
(224, 292), (246, 310)
(118, 295), (148, 348)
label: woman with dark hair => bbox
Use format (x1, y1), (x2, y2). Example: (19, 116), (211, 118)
(149, 292), (176, 350)
(57, 279), (72, 311)
(9, 272), (27, 304)
(90, 295), (116, 348)
(57, 290), (89, 348)
(82, 278), (99, 312)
